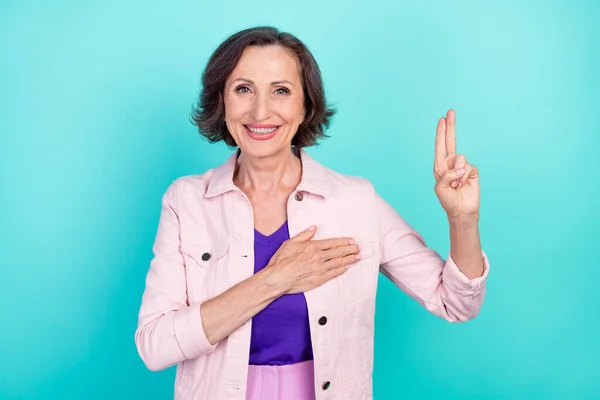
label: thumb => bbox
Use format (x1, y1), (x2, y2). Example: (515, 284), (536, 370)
(437, 167), (466, 190)
(452, 154), (468, 188)
(288, 225), (317, 243)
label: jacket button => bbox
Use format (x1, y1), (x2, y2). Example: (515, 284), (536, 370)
(322, 381), (331, 390)
(295, 192), (304, 201)
(201, 253), (211, 261)
(318, 316), (327, 325)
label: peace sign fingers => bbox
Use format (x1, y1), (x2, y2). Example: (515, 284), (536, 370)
(435, 110), (457, 161)
(434, 109), (459, 176)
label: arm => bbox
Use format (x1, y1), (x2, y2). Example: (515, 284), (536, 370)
(134, 182), (285, 371)
(449, 213), (484, 279)
(199, 272), (283, 346)
(375, 190), (489, 322)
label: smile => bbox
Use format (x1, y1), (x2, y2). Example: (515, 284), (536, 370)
(244, 124), (281, 140)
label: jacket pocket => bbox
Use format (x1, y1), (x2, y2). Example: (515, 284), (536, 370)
(181, 242), (228, 268)
(181, 242), (229, 304)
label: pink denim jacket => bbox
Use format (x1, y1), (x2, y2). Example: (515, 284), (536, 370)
(135, 148), (490, 399)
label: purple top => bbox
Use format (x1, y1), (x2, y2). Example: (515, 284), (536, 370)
(249, 221), (314, 366)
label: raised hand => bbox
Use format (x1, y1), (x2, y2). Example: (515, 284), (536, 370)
(433, 109), (480, 219)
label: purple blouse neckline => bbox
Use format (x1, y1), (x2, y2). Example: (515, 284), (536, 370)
(254, 221), (289, 247)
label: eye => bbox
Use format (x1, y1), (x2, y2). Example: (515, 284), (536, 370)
(235, 85), (251, 94)
(274, 87), (290, 95)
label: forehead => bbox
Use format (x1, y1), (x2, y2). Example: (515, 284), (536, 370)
(229, 45), (301, 83)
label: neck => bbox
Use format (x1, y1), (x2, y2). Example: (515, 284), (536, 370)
(234, 147), (302, 193)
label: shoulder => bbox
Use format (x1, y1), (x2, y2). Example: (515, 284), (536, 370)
(173, 171), (215, 191)
(160, 169), (218, 203)
(319, 163), (377, 200)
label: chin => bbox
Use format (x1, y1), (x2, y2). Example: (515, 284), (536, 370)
(240, 142), (288, 159)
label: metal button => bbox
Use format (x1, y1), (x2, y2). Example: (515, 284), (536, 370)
(318, 316), (327, 326)
(294, 192), (304, 201)
(201, 253), (211, 261)
(322, 381), (331, 390)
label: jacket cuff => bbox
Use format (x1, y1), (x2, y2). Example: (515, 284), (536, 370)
(172, 303), (216, 359)
(442, 250), (490, 295)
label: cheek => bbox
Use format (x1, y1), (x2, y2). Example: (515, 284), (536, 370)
(224, 97), (247, 121)
(279, 100), (305, 124)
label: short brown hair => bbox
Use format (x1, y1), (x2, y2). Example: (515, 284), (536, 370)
(190, 26), (335, 148)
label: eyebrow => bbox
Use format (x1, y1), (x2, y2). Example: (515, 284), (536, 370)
(232, 78), (294, 86)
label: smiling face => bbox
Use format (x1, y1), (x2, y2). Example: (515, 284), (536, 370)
(223, 45), (305, 158)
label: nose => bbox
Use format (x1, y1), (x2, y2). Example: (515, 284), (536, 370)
(249, 91), (271, 121)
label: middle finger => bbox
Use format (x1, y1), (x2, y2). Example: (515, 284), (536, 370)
(446, 109), (457, 158)
(322, 244), (361, 261)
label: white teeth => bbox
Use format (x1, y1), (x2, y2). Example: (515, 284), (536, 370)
(247, 126), (277, 134)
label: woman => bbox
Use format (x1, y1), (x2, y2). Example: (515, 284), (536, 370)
(135, 26), (490, 400)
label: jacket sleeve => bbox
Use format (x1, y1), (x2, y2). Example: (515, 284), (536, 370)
(134, 181), (216, 371)
(374, 189), (490, 322)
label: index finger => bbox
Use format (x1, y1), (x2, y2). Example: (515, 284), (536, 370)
(313, 237), (355, 250)
(435, 117), (447, 161)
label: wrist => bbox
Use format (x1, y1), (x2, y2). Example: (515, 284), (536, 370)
(252, 267), (289, 299)
(447, 212), (479, 226)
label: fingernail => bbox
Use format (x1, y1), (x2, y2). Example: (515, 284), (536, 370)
(456, 168), (465, 175)
(451, 181), (458, 188)
(356, 254), (361, 260)
(344, 265), (349, 270)
(308, 225), (316, 231)
(349, 239), (355, 244)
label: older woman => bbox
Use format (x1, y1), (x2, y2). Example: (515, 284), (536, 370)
(135, 26), (490, 400)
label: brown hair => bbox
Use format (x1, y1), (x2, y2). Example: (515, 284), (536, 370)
(190, 26), (335, 148)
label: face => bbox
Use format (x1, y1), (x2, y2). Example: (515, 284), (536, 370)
(223, 45), (305, 158)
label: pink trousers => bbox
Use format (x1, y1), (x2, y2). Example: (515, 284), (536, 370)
(246, 360), (316, 400)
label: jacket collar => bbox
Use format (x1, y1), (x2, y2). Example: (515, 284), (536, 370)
(205, 147), (330, 199)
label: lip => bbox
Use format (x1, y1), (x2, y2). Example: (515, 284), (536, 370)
(243, 124), (281, 141)
(246, 124), (279, 129)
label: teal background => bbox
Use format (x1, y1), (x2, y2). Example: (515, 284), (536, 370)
(1, 0), (599, 398)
